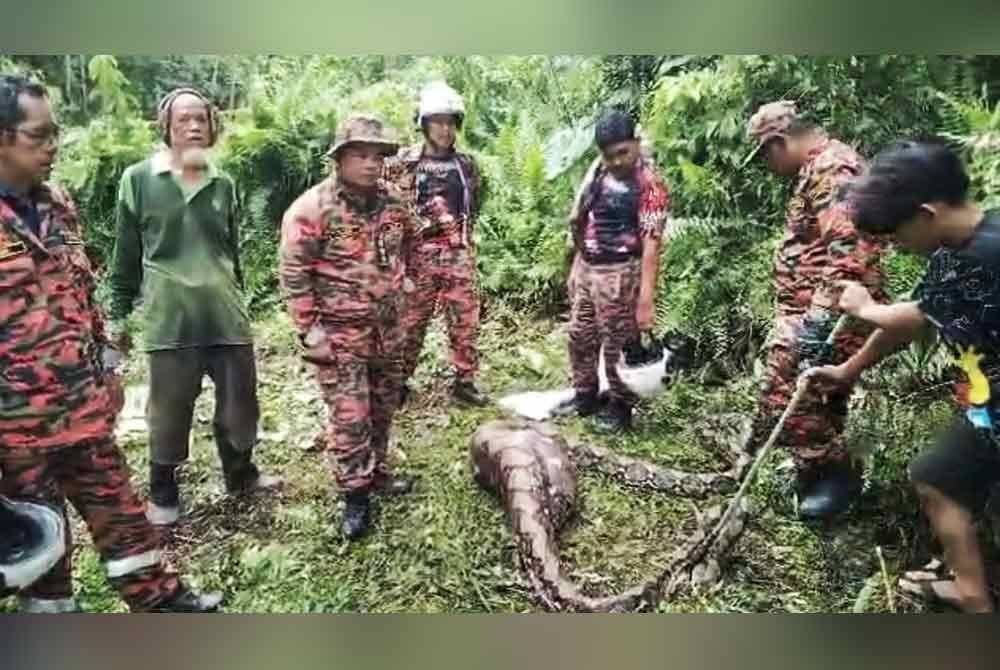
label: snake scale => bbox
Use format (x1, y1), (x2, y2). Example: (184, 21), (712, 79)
(470, 417), (753, 612)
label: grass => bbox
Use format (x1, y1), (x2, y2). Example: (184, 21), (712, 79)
(2, 303), (994, 613)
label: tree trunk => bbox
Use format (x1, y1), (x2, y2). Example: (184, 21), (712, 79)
(79, 55), (88, 115)
(63, 55), (73, 108)
(211, 56), (220, 92)
(229, 61), (237, 110)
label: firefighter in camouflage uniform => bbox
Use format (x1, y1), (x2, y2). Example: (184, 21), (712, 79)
(743, 100), (888, 521)
(566, 110), (671, 433)
(280, 114), (415, 540)
(383, 81), (488, 407)
(0, 74), (221, 612)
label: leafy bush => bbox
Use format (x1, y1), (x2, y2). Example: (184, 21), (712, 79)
(939, 89), (1000, 208)
(19, 54), (1000, 338)
(53, 56), (156, 270)
(641, 56), (958, 369)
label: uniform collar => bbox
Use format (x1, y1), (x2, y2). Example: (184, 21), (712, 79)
(333, 178), (383, 213)
(0, 181), (52, 251)
(399, 142), (426, 164)
(401, 142), (458, 164)
(799, 136), (833, 173)
(0, 179), (40, 204)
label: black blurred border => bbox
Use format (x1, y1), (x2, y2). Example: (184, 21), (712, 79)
(4, 1), (1000, 668)
(2, 615), (1000, 670)
(1, 0), (999, 52)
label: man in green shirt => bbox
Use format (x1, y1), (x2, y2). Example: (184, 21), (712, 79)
(109, 88), (280, 526)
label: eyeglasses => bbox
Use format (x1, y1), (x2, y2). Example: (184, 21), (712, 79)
(12, 124), (61, 147)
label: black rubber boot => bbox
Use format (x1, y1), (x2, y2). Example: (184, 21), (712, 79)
(150, 588), (224, 613)
(376, 476), (413, 496)
(452, 379), (489, 406)
(595, 401), (632, 433)
(798, 463), (862, 521)
(224, 457), (283, 496)
(149, 464), (179, 508)
(341, 493), (371, 540)
(147, 464), (181, 526)
(573, 391), (600, 417)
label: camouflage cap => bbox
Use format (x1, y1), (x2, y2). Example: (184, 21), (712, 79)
(327, 113), (399, 158)
(742, 100), (799, 167)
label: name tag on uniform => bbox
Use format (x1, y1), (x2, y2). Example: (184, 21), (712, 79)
(329, 222), (361, 243)
(0, 238), (27, 260)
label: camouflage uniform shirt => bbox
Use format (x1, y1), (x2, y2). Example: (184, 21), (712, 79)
(279, 177), (415, 336)
(0, 184), (115, 451)
(774, 138), (887, 320)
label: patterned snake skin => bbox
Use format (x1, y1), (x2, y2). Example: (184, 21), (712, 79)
(470, 417), (753, 612)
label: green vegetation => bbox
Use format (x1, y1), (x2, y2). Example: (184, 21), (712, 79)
(2, 54), (999, 612)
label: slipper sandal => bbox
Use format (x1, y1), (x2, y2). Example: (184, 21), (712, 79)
(901, 557), (953, 583)
(897, 575), (963, 611)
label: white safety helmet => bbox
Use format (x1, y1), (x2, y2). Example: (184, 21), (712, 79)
(0, 496), (66, 594)
(416, 80), (465, 128)
(615, 333), (694, 399)
(617, 349), (671, 399)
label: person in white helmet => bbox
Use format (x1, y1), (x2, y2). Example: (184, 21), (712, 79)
(384, 81), (488, 407)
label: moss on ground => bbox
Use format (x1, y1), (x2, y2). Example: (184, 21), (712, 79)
(3, 306), (992, 613)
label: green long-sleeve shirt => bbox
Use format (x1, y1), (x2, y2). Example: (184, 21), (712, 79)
(109, 152), (252, 351)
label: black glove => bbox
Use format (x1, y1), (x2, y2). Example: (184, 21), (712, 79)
(622, 331), (664, 367)
(796, 309), (837, 372)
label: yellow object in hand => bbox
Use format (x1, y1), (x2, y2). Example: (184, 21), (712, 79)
(958, 346), (992, 405)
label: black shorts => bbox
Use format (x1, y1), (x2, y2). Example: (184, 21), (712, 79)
(909, 416), (1000, 514)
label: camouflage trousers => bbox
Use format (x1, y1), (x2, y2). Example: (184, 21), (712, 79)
(401, 242), (480, 382)
(0, 438), (181, 610)
(568, 257), (641, 407)
(753, 314), (869, 476)
(313, 318), (405, 495)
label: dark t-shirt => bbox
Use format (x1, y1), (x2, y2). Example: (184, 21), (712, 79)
(915, 210), (1000, 427)
(581, 171), (641, 263)
(415, 155), (465, 222)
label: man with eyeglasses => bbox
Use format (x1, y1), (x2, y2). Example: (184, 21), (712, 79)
(0, 102), (58, 238)
(0, 73), (222, 612)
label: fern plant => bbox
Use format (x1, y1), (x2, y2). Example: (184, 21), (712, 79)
(54, 56), (156, 269)
(938, 90), (1000, 209)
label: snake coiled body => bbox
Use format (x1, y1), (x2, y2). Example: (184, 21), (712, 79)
(471, 418), (751, 612)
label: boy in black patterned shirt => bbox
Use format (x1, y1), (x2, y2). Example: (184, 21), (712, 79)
(810, 141), (999, 613)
